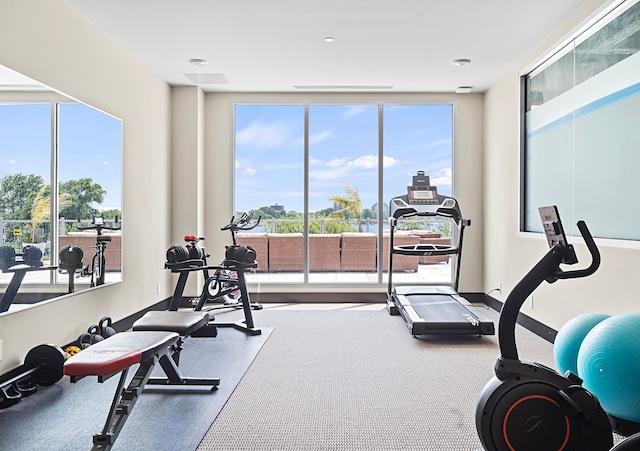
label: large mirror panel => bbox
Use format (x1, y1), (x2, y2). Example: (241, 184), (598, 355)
(0, 65), (123, 315)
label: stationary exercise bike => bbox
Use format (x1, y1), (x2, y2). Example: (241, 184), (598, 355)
(77, 215), (120, 287)
(164, 213), (262, 335)
(476, 206), (640, 451)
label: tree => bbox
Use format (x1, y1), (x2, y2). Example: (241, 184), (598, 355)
(328, 181), (363, 232)
(59, 178), (106, 220)
(30, 185), (72, 242)
(0, 173), (44, 220)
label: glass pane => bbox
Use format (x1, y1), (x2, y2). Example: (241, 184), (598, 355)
(58, 103), (123, 288)
(308, 105), (379, 283)
(383, 104), (454, 286)
(0, 103), (52, 291)
(234, 104), (305, 283)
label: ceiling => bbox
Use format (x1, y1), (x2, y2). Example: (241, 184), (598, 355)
(64, 0), (598, 93)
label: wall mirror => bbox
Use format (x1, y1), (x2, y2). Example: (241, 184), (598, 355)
(0, 64), (123, 315)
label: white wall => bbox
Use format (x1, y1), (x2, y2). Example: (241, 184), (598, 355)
(483, 0), (640, 330)
(0, 0), (173, 372)
(202, 92), (485, 293)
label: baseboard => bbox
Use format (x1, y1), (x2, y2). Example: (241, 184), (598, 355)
(484, 295), (557, 343)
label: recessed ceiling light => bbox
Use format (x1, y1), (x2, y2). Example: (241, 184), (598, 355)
(451, 58), (471, 66)
(189, 58), (209, 67)
(324, 36), (335, 42)
(455, 86), (473, 94)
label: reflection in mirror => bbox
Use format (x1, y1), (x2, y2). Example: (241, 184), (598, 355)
(0, 65), (122, 315)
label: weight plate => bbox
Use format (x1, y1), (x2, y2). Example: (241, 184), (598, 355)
(24, 344), (66, 386)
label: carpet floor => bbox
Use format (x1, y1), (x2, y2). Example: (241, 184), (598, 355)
(197, 303), (554, 451)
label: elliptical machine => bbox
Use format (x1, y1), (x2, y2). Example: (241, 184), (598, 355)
(476, 206), (640, 451)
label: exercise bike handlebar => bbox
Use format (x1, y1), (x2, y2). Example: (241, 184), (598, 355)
(221, 213), (261, 232)
(552, 220), (600, 281)
(77, 216), (121, 234)
(499, 220), (600, 361)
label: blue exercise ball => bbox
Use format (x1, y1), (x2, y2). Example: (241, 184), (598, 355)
(554, 313), (610, 377)
(578, 313), (640, 423)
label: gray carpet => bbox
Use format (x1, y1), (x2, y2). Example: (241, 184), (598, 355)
(197, 303), (553, 451)
(0, 325), (272, 451)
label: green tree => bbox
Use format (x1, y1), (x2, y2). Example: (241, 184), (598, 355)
(0, 173), (44, 220)
(59, 178), (106, 220)
(328, 181), (363, 232)
(30, 185), (72, 242)
(362, 208), (376, 220)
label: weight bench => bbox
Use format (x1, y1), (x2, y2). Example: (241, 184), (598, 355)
(64, 311), (219, 450)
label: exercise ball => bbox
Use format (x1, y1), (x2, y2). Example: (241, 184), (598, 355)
(554, 313), (610, 376)
(578, 313), (640, 423)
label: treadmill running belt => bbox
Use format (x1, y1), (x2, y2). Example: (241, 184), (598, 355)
(408, 295), (480, 330)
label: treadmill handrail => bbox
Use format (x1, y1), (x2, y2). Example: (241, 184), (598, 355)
(392, 243), (461, 257)
(392, 205), (464, 225)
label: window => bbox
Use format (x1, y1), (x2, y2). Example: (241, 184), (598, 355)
(234, 102), (454, 285)
(523, 0), (640, 240)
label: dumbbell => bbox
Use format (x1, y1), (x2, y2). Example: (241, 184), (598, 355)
(225, 245), (256, 263)
(58, 245), (84, 270)
(22, 245), (43, 264)
(166, 242), (205, 264)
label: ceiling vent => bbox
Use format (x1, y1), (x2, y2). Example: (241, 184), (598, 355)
(184, 73), (230, 85)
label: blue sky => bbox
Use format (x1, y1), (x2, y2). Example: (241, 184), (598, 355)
(0, 103), (122, 211)
(235, 104), (453, 214)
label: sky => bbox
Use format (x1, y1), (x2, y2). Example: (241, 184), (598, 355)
(0, 102), (122, 212)
(235, 103), (453, 214)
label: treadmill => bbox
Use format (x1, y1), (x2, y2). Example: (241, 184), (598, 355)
(386, 171), (494, 336)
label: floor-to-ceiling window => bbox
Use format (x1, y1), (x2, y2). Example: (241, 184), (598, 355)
(234, 102), (453, 286)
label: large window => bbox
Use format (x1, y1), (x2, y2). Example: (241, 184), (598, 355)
(523, 0), (640, 240)
(234, 103), (454, 286)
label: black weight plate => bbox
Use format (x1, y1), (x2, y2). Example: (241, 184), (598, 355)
(24, 344), (65, 386)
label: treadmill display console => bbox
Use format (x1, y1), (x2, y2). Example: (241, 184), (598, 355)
(407, 171), (439, 205)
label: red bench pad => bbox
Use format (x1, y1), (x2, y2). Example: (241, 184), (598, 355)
(64, 331), (179, 377)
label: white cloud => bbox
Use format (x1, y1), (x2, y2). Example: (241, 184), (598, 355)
(309, 154), (399, 181)
(326, 158), (347, 167)
(8, 159), (16, 164)
(348, 155), (377, 169)
(243, 166), (256, 176)
(348, 155), (399, 169)
(430, 167), (452, 186)
(236, 120), (295, 151)
(309, 130), (332, 145)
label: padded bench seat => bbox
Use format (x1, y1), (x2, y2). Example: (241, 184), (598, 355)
(132, 311), (210, 336)
(63, 331), (179, 377)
